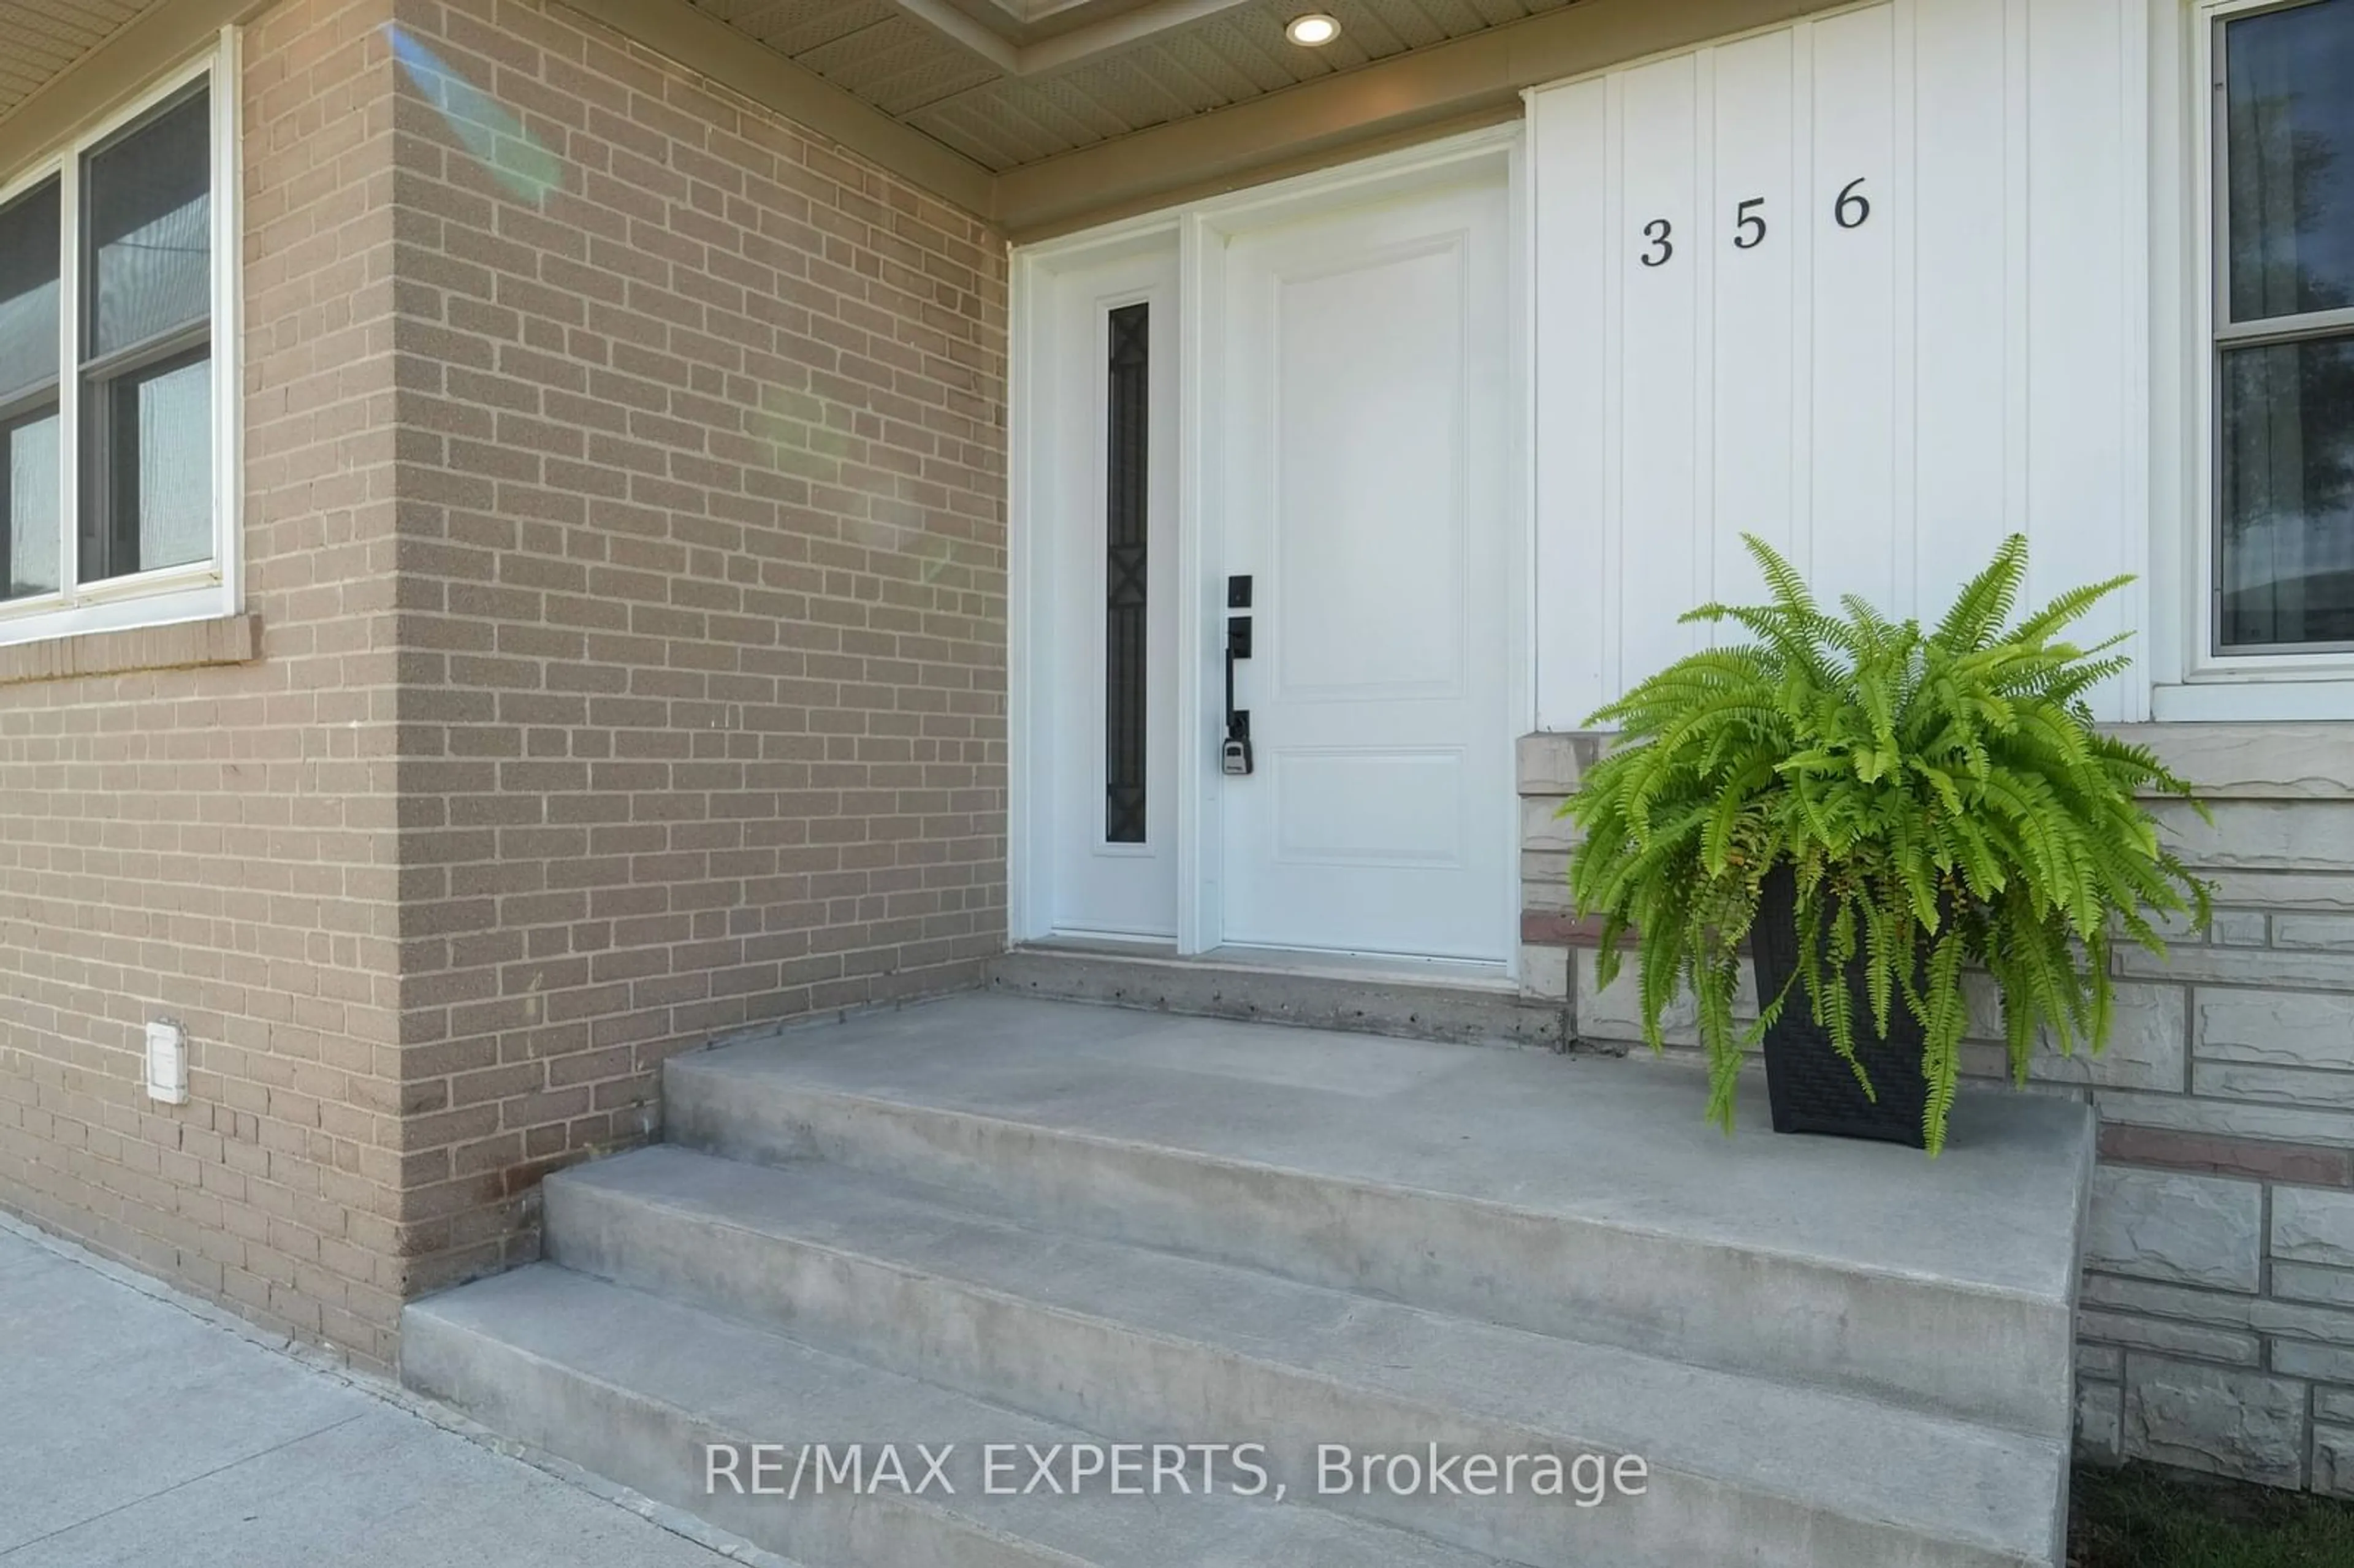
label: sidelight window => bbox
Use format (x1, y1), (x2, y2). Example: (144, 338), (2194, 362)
(1104, 303), (1149, 843)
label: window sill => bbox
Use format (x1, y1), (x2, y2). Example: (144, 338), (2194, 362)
(2151, 680), (2354, 724)
(0, 611), (259, 687)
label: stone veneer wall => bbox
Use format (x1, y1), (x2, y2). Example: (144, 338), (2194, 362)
(1518, 723), (2354, 1494)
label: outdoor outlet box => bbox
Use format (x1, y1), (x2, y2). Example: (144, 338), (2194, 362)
(145, 1019), (188, 1105)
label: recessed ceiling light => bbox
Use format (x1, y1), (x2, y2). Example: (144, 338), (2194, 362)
(1285, 13), (1341, 46)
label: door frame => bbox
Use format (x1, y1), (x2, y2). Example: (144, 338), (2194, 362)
(1008, 122), (1533, 967)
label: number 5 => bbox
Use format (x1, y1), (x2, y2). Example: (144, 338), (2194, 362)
(1834, 178), (1870, 229)
(1733, 197), (1766, 250)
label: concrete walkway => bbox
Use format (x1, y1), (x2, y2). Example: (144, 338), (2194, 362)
(0, 1218), (777, 1568)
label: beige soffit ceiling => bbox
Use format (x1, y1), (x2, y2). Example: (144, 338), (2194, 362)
(690, 0), (1577, 173)
(0, 0), (173, 123)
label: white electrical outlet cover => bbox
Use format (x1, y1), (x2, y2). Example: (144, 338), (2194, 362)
(145, 1019), (188, 1105)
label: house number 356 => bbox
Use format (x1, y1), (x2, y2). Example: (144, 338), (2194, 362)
(1636, 178), (1872, 267)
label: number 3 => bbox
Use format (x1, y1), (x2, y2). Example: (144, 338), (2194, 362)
(1834, 178), (1870, 229)
(1640, 218), (1673, 267)
(1733, 197), (1766, 250)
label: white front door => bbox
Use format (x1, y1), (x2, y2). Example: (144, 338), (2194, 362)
(1215, 177), (1514, 962)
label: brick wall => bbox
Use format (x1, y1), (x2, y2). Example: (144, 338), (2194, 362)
(1524, 723), (2354, 1495)
(383, 0), (1008, 1298)
(0, 0), (408, 1368)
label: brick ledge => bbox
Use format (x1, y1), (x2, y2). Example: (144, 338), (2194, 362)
(0, 614), (261, 687)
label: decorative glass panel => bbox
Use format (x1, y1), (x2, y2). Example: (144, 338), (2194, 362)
(86, 87), (210, 360)
(2219, 333), (2354, 649)
(2223, 0), (2354, 324)
(1104, 303), (1149, 845)
(3, 411), (60, 599)
(0, 179), (59, 405)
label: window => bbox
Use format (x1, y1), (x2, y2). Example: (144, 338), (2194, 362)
(0, 181), (61, 602)
(2213, 0), (2354, 653)
(83, 87), (215, 585)
(1103, 302), (1148, 845)
(0, 42), (235, 647)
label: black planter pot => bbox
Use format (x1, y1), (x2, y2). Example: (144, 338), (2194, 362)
(1750, 863), (1929, 1148)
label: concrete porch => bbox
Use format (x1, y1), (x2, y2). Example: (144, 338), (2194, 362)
(402, 992), (2095, 1568)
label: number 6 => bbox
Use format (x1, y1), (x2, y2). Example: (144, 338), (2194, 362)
(1834, 178), (1870, 229)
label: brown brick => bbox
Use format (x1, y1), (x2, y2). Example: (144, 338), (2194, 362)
(2097, 1124), (2354, 1188)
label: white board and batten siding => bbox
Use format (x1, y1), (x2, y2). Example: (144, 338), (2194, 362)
(1529, 0), (2150, 726)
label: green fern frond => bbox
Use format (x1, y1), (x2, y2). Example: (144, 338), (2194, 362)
(1930, 533), (2028, 649)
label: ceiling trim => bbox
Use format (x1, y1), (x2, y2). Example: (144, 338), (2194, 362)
(555, 0), (998, 216)
(890, 0), (1262, 67)
(0, 0), (264, 186)
(893, 0), (1021, 72)
(1004, 102), (1525, 242)
(1013, 0), (1264, 72)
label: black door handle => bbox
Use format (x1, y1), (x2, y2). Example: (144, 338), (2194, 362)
(1222, 612), (1253, 776)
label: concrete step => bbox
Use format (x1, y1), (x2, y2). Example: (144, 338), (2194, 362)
(402, 1264), (1512, 1568)
(988, 945), (1570, 1049)
(666, 993), (2093, 1444)
(545, 1143), (2068, 1568)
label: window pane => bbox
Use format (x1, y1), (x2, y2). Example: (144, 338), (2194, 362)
(0, 179), (59, 404)
(1104, 302), (1148, 845)
(86, 86), (210, 360)
(3, 409), (60, 599)
(85, 350), (210, 582)
(2219, 333), (2354, 648)
(2225, 0), (2354, 323)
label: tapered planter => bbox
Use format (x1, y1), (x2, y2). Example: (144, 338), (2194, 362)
(1750, 864), (1929, 1148)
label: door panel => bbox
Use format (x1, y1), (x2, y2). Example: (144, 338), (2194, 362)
(1272, 242), (1469, 700)
(1219, 180), (1512, 962)
(1273, 748), (1468, 867)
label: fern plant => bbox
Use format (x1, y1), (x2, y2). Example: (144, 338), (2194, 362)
(1564, 534), (2211, 1154)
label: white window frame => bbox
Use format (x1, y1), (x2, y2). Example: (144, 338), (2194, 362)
(2166, 0), (2354, 716)
(0, 30), (241, 650)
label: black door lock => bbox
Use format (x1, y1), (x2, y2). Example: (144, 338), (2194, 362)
(1221, 707), (1252, 777)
